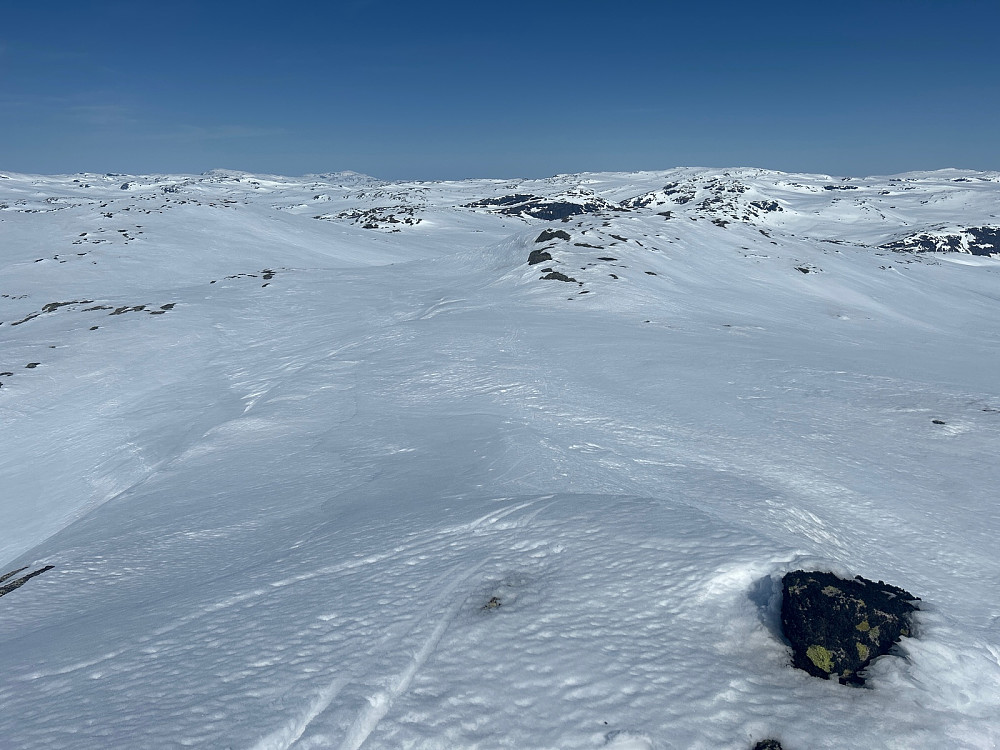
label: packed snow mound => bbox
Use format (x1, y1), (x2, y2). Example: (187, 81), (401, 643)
(1, 167), (999, 749)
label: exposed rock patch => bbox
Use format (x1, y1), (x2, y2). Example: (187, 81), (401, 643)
(465, 194), (618, 220)
(541, 271), (577, 283)
(320, 205), (422, 229)
(535, 229), (571, 243)
(781, 570), (918, 685)
(880, 226), (1000, 256)
(0, 565), (54, 598)
(110, 305), (147, 315)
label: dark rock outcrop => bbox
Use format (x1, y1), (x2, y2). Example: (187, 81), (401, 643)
(0, 565), (54, 598)
(749, 200), (782, 213)
(464, 195), (617, 220)
(781, 570), (918, 685)
(527, 249), (553, 265)
(880, 226), (1000, 256)
(752, 741), (783, 750)
(541, 271), (577, 283)
(535, 229), (571, 243)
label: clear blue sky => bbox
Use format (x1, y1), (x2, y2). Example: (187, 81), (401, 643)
(1, 0), (997, 179)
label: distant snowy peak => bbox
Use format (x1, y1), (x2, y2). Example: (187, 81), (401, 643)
(302, 170), (382, 187)
(620, 174), (788, 224)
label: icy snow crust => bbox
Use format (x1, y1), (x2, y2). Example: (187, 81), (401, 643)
(1, 167), (999, 748)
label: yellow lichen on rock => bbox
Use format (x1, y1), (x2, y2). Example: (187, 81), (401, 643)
(806, 644), (834, 673)
(856, 620), (870, 631)
(856, 642), (870, 661)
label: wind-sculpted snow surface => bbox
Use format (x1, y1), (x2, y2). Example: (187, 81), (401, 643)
(1, 167), (1000, 748)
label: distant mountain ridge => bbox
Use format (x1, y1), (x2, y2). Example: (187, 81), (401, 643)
(2, 166), (997, 257)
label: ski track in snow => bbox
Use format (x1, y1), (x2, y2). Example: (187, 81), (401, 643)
(20, 499), (546, 684)
(334, 561), (486, 750)
(251, 676), (349, 750)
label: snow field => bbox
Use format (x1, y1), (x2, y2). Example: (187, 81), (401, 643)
(1, 168), (999, 748)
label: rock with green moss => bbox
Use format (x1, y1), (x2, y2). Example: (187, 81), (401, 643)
(780, 570), (918, 685)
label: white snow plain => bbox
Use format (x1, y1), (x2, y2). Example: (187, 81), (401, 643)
(1, 167), (999, 749)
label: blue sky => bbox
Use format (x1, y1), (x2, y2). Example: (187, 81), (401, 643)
(1, 0), (997, 178)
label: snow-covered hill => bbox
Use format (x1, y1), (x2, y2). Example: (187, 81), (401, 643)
(1, 167), (999, 749)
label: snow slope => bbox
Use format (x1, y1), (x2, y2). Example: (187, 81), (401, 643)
(1, 167), (999, 749)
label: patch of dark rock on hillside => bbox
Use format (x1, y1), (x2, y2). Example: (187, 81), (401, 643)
(781, 570), (918, 685)
(42, 300), (94, 313)
(527, 249), (553, 265)
(880, 226), (1000, 256)
(752, 741), (783, 750)
(658, 182), (696, 204)
(327, 205), (421, 229)
(465, 194), (617, 221)
(9, 312), (39, 326)
(0, 565), (54, 598)
(622, 183), (695, 209)
(823, 184), (858, 191)
(541, 271), (577, 283)
(464, 194), (535, 208)
(536, 229), (571, 243)
(109, 305), (146, 316)
(749, 200), (782, 213)
(11, 298), (100, 326)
